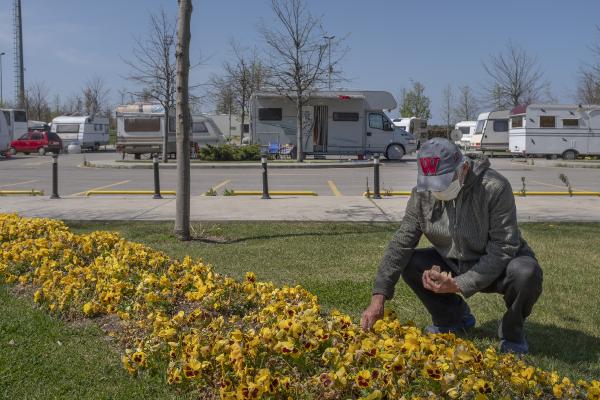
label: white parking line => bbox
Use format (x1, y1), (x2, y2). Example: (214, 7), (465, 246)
(202, 179), (231, 195)
(70, 180), (131, 196)
(0, 179), (38, 188)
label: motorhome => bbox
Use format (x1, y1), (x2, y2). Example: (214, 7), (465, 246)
(470, 110), (510, 153)
(209, 114), (248, 140)
(0, 111), (10, 156)
(392, 117), (428, 145)
(51, 115), (110, 151)
(509, 104), (600, 159)
(250, 91), (417, 160)
(1, 109), (28, 141)
(116, 104), (225, 158)
(454, 120), (477, 149)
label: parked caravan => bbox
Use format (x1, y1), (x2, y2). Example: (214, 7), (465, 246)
(0, 111), (10, 156)
(51, 115), (109, 151)
(116, 104), (175, 158)
(1, 109), (28, 141)
(509, 104), (600, 159)
(251, 91), (417, 159)
(191, 115), (225, 146)
(454, 120), (477, 149)
(470, 110), (510, 152)
(209, 114), (248, 140)
(392, 117), (428, 145)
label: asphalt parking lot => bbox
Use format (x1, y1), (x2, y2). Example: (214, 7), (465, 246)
(0, 152), (598, 197)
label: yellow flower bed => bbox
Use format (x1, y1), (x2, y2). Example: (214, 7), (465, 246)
(0, 214), (598, 399)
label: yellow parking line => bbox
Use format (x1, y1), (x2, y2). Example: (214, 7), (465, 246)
(327, 180), (342, 196)
(202, 179), (231, 195)
(70, 180), (131, 196)
(0, 179), (38, 188)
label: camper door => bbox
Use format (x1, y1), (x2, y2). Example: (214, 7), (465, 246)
(366, 112), (394, 153)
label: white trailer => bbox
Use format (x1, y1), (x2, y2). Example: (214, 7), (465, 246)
(392, 117), (428, 145)
(116, 104), (175, 158)
(0, 111), (10, 156)
(1, 109), (28, 141)
(250, 91), (417, 159)
(509, 104), (600, 159)
(51, 115), (109, 151)
(116, 104), (225, 158)
(454, 120), (477, 149)
(470, 110), (510, 152)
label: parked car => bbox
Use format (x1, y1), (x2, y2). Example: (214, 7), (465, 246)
(9, 131), (63, 155)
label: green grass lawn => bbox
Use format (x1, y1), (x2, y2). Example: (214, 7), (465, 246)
(2, 222), (599, 398)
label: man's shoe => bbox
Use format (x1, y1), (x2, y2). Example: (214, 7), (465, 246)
(499, 338), (529, 355)
(425, 312), (476, 334)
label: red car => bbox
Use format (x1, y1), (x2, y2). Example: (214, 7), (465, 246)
(9, 131), (63, 156)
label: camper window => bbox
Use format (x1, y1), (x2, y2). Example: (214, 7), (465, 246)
(493, 120), (509, 132)
(540, 116), (556, 128)
(14, 111), (27, 122)
(563, 118), (579, 127)
(511, 116), (523, 128)
(56, 124), (80, 134)
(368, 113), (384, 130)
(124, 118), (160, 132)
(192, 121), (209, 134)
(333, 112), (359, 121)
(459, 127), (470, 135)
(258, 108), (282, 121)
(475, 119), (485, 134)
(243, 124), (249, 133)
(168, 117), (176, 133)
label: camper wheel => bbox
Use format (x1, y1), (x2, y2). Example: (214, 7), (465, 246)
(562, 150), (577, 160)
(385, 144), (406, 160)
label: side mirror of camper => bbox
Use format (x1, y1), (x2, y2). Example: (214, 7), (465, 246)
(383, 121), (394, 131)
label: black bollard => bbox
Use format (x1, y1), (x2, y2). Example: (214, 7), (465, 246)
(261, 155), (270, 199)
(373, 154), (381, 199)
(153, 156), (162, 199)
(50, 154), (60, 199)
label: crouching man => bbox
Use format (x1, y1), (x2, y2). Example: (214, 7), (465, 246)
(361, 138), (542, 354)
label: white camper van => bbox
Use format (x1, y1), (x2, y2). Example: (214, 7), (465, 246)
(392, 117), (428, 145)
(191, 115), (225, 146)
(116, 104), (175, 158)
(116, 104), (224, 158)
(454, 120), (477, 149)
(51, 115), (110, 151)
(509, 104), (600, 159)
(1, 109), (28, 141)
(0, 111), (11, 156)
(251, 91), (417, 159)
(470, 110), (510, 153)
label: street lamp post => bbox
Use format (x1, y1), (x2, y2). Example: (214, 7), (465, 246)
(323, 35), (335, 90)
(0, 52), (5, 105)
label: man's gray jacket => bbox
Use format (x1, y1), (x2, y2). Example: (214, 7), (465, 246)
(373, 158), (535, 299)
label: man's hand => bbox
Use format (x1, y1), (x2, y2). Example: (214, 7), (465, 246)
(423, 265), (460, 294)
(361, 294), (385, 331)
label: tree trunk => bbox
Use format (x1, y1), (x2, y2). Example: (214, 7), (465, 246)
(163, 107), (169, 163)
(296, 97), (304, 162)
(174, 0), (192, 241)
(240, 108), (246, 145)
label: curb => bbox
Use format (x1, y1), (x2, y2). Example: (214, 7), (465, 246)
(85, 161), (377, 170)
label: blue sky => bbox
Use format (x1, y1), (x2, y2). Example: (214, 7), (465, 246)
(0, 0), (599, 123)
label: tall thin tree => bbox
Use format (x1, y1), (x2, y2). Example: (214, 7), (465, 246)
(441, 84), (454, 137)
(123, 9), (176, 163)
(259, 0), (344, 161)
(454, 85), (479, 121)
(174, 0), (192, 241)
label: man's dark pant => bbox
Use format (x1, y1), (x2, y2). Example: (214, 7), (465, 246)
(401, 248), (543, 342)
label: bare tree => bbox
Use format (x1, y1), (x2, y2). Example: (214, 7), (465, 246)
(25, 82), (51, 121)
(123, 9), (176, 163)
(577, 28), (600, 104)
(440, 84), (454, 137)
(454, 85), (479, 121)
(482, 41), (546, 109)
(174, 0), (192, 241)
(83, 76), (110, 116)
(259, 0), (344, 161)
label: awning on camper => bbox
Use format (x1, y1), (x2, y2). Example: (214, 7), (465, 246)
(255, 90), (398, 111)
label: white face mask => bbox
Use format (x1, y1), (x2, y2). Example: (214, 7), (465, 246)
(432, 179), (462, 201)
